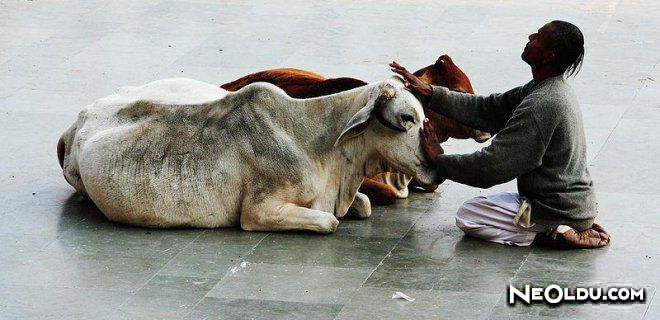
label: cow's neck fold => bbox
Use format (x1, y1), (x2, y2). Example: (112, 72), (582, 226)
(289, 83), (387, 216)
(330, 135), (380, 216)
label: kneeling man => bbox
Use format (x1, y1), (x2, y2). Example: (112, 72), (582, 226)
(391, 20), (610, 248)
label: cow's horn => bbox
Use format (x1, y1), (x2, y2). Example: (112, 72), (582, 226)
(374, 85), (407, 132)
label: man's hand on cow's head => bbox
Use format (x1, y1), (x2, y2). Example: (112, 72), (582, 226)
(389, 61), (432, 106)
(420, 119), (444, 166)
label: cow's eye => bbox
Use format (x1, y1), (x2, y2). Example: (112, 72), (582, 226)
(401, 114), (415, 124)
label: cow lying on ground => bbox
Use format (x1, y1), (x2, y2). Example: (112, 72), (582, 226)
(221, 55), (489, 204)
(57, 77), (437, 232)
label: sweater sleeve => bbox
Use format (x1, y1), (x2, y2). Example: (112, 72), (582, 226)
(433, 101), (550, 188)
(428, 81), (534, 134)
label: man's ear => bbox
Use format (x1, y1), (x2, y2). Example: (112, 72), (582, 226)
(334, 97), (375, 147)
(543, 51), (556, 65)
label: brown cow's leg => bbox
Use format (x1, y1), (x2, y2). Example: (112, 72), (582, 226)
(359, 178), (398, 205)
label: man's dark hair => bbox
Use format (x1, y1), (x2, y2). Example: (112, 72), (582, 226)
(548, 20), (585, 78)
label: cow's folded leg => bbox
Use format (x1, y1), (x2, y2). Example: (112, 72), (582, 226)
(348, 192), (372, 219)
(241, 202), (339, 234)
(358, 178), (398, 205)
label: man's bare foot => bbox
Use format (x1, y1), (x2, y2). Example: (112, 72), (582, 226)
(534, 223), (610, 249)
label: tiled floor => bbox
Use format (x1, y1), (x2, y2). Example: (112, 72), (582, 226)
(1, 0), (659, 319)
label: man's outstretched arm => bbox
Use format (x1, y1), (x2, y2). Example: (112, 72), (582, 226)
(390, 61), (533, 134)
(429, 84), (533, 134)
(420, 105), (550, 189)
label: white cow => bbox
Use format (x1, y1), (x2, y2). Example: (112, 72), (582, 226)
(57, 77), (437, 233)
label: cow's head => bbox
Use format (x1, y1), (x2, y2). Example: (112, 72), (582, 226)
(335, 77), (438, 186)
(413, 55), (491, 143)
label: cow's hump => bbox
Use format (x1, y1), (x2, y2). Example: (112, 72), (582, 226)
(103, 78), (227, 107)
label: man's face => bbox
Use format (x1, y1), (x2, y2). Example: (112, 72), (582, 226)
(522, 23), (555, 67)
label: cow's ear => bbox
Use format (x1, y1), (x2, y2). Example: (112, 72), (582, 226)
(334, 84), (397, 146)
(334, 102), (374, 147)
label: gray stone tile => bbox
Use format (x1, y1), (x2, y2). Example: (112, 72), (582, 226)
(365, 229), (529, 293)
(0, 233), (54, 260)
(646, 287), (660, 320)
(0, 285), (127, 320)
(174, 32), (298, 70)
(119, 275), (217, 318)
(584, 126), (615, 162)
(188, 228), (268, 248)
(336, 287), (500, 320)
(185, 297), (342, 320)
(159, 244), (254, 279)
(156, 229), (267, 278)
(580, 103), (628, 129)
(335, 193), (434, 239)
(396, 224), (532, 264)
(0, 251), (169, 292)
(246, 233), (397, 268)
(595, 191), (660, 227)
(207, 262), (371, 304)
(48, 220), (202, 259)
(590, 139), (660, 195)
(518, 250), (659, 286)
(607, 118), (660, 143)
(365, 255), (522, 294)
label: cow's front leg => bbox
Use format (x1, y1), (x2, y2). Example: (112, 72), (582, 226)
(348, 192), (371, 219)
(241, 201), (339, 234)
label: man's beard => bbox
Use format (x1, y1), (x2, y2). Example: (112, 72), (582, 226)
(521, 48), (536, 66)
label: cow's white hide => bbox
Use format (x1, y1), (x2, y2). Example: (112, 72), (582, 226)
(58, 77), (437, 233)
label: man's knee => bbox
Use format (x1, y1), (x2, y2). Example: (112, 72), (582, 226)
(456, 197), (482, 220)
(455, 197), (484, 231)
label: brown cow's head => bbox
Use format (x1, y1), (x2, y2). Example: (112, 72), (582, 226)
(414, 55), (474, 94)
(413, 55), (491, 143)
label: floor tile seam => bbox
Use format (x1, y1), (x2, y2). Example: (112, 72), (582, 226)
(155, 230), (207, 277)
(123, 230), (207, 308)
(345, 205), (431, 295)
(39, 217), (87, 254)
(510, 248), (532, 282)
(590, 58), (660, 162)
(187, 232), (273, 316)
(641, 278), (660, 319)
(331, 210), (424, 318)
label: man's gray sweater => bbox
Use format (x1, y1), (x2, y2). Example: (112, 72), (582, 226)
(429, 76), (597, 222)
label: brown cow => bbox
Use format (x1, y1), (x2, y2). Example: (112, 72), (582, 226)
(221, 55), (489, 204)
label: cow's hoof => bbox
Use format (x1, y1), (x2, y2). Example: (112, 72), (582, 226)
(350, 192), (372, 219)
(318, 215), (339, 234)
